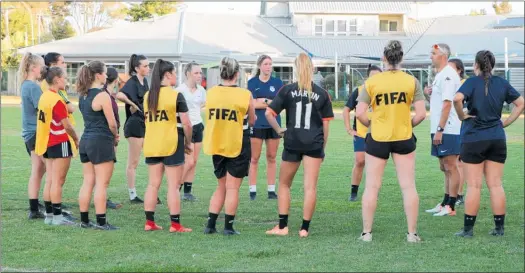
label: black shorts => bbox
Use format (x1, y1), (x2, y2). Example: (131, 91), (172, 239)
(124, 115), (145, 139)
(43, 141), (73, 159)
(250, 127), (280, 140)
(192, 123), (204, 143)
(460, 139), (507, 164)
(365, 134), (417, 160)
(212, 135), (251, 179)
(282, 147), (325, 162)
(24, 135), (36, 156)
(80, 137), (116, 164)
(145, 133), (185, 166)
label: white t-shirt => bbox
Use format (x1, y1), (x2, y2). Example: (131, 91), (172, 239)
(430, 65), (461, 135)
(177, 83), (206, 126)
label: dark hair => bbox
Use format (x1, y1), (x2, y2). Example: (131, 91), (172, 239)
(448, 58), (465, 79)
(149, 59), (175, 115)
(76, 61), (106, 96)
(103, 67), (119, 92)
(184, 61), (199, 78)
(475, 50), (495, 96)
(42, 52), (62, 67)
(220, 57), (239, 81)
(367, 64), (382, 77)
(40, 66), (65, 85)
(128, 54), (148, 76)
(383, 40), (404, 67)
(254, 55), (272, 77)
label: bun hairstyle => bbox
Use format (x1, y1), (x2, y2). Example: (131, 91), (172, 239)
(220, 57), (240, 81)
(367, 64), (382, 77)
(254, 55), (272, 78)
(448, 58), (465, 79)
(128, 54), (147, 76)
(43, 52), (62, 67)
(149, 59), (175, 115)
(103, 67), (119, 92)
(76, 61), (106, 96)
(184, 61), (199, 78)
(40, 66), (65, 85)
(383, 40), (404, 67)
(475, 50), (496, 96)
(17, 52), (44, 87)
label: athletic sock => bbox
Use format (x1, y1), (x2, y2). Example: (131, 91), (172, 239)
(80, 212), (89, 224)
(128, 188), (137, 200)
(494, 214), (505, 229)
(183, 182), (192, 194)
(278, 214), (288, 229)
(96, 213), (107, 226)
(351, 185), (359, 195)
(464, 214), (477, 230)
(458, 194), (463, 201)
(249, 185), (257, 193)
(448, 197), (457, 211)
(145, 211), (155, 222)
(170, 214), (180, 224)
(441, 194), (450, 207)
(268, 185), (276, 193)
(29, 199), (39, 212)
(52, 203), (62, 216)
(207, 212), (218, 229)
(225, 214), (235, 230)
(44, 201), (53, 214)
(301, 219), (311, 232)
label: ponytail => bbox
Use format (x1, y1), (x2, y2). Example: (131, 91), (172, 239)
(41, 66), (65, 85)
(148, 59), (175, 115)
(128, 54), (147, 76)
(76, 61), (105, 96)
(294, 53), (313, 101)
(475, 50), (495, 96)
(17, 52), (43, 89)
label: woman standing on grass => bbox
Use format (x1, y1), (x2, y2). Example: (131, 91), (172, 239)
(453, 50), (524, 238)
(355, 40), (426, 243)
(343, 64), (382, 202)
(35, 66), (79, 226)
(265, 53), (334, 238)
(77, 61), (120, 230)
(178, 62), (206, 201)
(142, 59), (193, 233)
(116, 54), (151, 204)
(19, 53), (48, 220)
(247, 55), (283, 201)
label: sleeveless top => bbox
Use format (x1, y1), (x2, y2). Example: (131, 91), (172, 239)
(79, 88), (113, 139)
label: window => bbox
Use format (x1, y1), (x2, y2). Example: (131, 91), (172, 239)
(380, 20), (399, 32)
(389, 21), (398, 32)
(314, 18), (323, 36)
(348, 18), (357, 34)
(380, 20), (389, 32)
(336, 20), (347, 36)
(314, 18), (360, 36)
(325, 20), (335, 36)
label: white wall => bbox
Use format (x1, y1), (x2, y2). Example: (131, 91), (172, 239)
(293, 14), (380, 36)
(265, 2), (289, 17)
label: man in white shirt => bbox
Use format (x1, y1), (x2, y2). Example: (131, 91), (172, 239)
(425, 43), (462, 217)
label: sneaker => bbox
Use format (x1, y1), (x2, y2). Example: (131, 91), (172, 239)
(425, 203), (443, 213)
(348, 192), (358, 202)
(455, 196), (464, 206)
(249, 192), (256, 201)
(106, 199), (122, 209)
(407, 233), (421, 243)
(169, 223), (192, 233)
(52, 217), (77, 226)
(455, 229), (474, 238)
(268, 191), (278, 200)
(44, 214), (54, 225)
(38, 202), (46, 213)
(80, 221), (96, 229)
(144, 221), (163, 231)
(182, 193), (197, 202)
(62, 211), (77, 221)
(433, 205), (456, 216)
(94, 223), (119, 230)
(299, 229), (309, 238)
(265, 225), (289, 236)
(130, 197), (144, 204)
(489, 227), (504, 236)
(358, 232), (372, 242)
(223, 229), (240, 236)
(28, 211), (45, 220)
(204, 227), (217, 234)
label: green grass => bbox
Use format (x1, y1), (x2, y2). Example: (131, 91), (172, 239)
(1, 106), (524, 272)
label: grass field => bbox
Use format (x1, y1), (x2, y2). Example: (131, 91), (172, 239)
(1, 106), (524, 272)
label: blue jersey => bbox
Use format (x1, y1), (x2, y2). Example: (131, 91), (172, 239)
(248, 76), (284, 128)
(458, 75), (521, 143)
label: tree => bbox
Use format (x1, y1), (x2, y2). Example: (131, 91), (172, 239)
(68, 2), (127, 34)
(469, 8), (487, 16)
(493, 1), (512, 15)
(50, 19), (76, 40)
(124, 1), (178, 22)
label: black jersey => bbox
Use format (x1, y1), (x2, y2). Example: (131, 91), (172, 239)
(268, 82), (334, 151)
(120, 75), (149, 121)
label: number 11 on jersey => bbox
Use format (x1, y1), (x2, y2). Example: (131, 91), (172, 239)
(295, 101), (312, 129)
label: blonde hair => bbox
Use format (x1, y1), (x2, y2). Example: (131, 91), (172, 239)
(220, 57), (239, 81)
(254, 55), (272, 78)
(294, 53), (313, 100)
(18, 52), (44, 88)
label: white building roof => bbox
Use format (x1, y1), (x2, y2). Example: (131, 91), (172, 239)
(289, 2), (412, 14)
